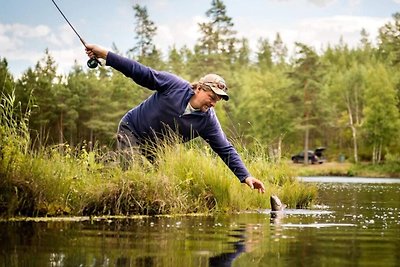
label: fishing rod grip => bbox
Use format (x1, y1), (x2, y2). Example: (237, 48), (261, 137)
(82, 39), (102, 68)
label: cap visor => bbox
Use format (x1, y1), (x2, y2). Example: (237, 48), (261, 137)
(211, 87), (229, 101)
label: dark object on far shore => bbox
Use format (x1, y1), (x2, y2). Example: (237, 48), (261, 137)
(291, 147), (326, 164)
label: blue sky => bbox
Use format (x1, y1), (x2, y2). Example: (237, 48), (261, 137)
(1, 0), (399, 78)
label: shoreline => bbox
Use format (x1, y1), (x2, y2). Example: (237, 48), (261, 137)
(290, 161), (400, 178)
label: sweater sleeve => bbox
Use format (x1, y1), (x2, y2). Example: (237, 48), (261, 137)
(201, 110), (251, 182)
(106, 51), (183, 92)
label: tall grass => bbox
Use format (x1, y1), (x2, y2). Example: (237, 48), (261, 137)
(0, 91), (317, 217)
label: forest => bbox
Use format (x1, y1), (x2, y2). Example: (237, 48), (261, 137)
(1, 0), (400, 165)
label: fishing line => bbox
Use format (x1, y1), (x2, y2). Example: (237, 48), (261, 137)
(50, 0), (101, 68)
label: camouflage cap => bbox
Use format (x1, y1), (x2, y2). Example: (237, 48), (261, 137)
(199, 73), (229, 101)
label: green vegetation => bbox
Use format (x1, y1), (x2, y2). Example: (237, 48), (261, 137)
(1, 0), (400, 217)
(0, 92), (316, 217)
(2, 2), (400, 165)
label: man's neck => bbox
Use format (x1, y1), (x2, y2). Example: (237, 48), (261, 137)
(189, 95), (201, 109)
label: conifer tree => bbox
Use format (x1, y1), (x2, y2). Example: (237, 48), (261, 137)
(197, 0), (237, 66)
(129, 4), (158, 62)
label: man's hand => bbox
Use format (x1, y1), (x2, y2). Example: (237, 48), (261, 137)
(244, 176), (265, 193)
(85, 44), (108, 60)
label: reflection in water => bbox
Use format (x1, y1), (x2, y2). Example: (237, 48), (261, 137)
(208, 228), (246, 267)
(0, 216), (266, 267)
(1, 177), (400, 266)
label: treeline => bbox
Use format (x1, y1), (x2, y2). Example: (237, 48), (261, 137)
(1, 0), (400, 164)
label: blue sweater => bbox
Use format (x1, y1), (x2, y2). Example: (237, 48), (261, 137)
(106, 52), (251, 182)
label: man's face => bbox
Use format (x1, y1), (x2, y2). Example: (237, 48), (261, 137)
(198, 87), (222, 112)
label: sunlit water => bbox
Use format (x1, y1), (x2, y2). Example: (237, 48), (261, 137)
(1, 177), (399, 266)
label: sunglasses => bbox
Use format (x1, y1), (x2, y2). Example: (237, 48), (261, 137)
(201, 86), (222, 102)
(203, 78), (228, 92)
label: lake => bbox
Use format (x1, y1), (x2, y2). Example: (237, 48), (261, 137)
(1, 176), (399, 266)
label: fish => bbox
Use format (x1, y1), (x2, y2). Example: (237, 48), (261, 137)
(270, 195), (287, 212)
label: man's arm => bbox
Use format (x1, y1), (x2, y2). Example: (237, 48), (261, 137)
(85, 44), (186, 92)
(202, 111), (265, 193)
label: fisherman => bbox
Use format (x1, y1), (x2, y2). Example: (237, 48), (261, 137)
(85, 44), (265, 193)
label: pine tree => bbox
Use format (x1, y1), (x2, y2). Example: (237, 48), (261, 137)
(272, 33), (288, 66)
(0, 58), (15, 97)
(197, 0), (237, 59)
(289, 43), (324, 164)
(256, 37), (273, 71)
(129, 4), (158, 62)
(377, 12), (400, 66)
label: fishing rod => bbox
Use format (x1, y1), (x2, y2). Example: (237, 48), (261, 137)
(51, 0), (101, 68)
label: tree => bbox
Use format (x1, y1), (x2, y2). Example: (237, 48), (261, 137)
(129, 4), (158, 62)
(196, 0), (237, 64)
(16, 49), (59, 146)
(289, 43), (325, 164)
(272, 33), (288, 66)
(362, 63), (400, 163)
(233, 68), (293, 161)
(377, 12), (400, 66)
(377, 13), (400, 112)
(0, 58), (15, 97)
(68, 68), (119, 147)
(325, 62), (364, 163)
(167, 45), (185, 76)
(359, 28), (372, 50)
(256, 38), (273, 71)
(321, 41), (367, 163)
(236, 37), (251, 68)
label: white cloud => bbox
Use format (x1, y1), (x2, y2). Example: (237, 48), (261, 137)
(271, 0), (338, 7)
(0, 24), (50, 54)
(154, 15), (206, 54)
(150, 12), (390, 63)
(294, 15), (389, 49)
(0, 23), (88, 76)
(307, 0), (337, 7)
(2, 24), (50, 38)
(233, 15), (390, 57)
(49, 47), (86, 74)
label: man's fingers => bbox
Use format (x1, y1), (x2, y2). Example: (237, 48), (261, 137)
(245, 177), (265, 193)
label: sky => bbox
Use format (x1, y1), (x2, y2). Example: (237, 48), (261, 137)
(1, 0), (399, 78)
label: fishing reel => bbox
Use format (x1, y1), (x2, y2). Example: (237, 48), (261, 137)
(87, 57), (101, 69)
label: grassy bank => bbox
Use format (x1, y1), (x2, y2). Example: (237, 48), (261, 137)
(291, 161), (400, 178)
(0, 92), (317, 218)
(0, 137), (317, 217)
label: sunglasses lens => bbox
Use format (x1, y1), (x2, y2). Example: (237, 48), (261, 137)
(217, 82), (226, 91)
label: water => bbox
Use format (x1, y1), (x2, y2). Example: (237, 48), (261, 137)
(1, 177), (400, 267)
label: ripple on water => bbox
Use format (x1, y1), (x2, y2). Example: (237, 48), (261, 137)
(281, 223), (356, 228)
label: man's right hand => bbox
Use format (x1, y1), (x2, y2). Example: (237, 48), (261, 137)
(85, 44), (108, 60)
(244, 176), (266, 193)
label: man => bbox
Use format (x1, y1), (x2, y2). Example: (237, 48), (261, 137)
(85, 44), (265, 193)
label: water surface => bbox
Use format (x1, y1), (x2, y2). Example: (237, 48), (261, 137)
(1, 177), (399, 266)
